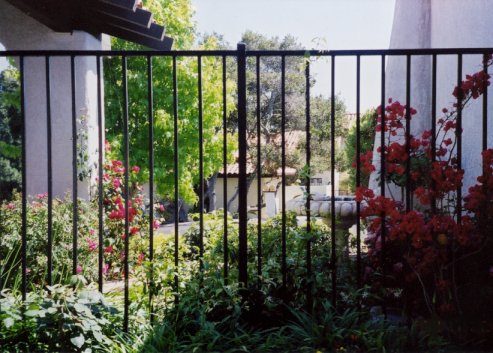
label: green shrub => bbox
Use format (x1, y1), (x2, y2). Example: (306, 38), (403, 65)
(0, 193), (98, 289)
(183, 211), (341, 313)
(0, 280), (123, 353)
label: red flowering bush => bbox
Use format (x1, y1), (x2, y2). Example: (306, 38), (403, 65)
(100, 143), (160, 279)
(356, 57), (493, 323)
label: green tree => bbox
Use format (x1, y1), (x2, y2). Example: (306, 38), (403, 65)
(104, 0), (236, 205)
(340, 109), (376, 191)
(0, 67), (21, 201)
(224, 31), (348, 207)
(305, 94), (348, 174)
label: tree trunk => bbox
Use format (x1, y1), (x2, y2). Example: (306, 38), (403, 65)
(227, 170), (257, 213)
(205, 173), (218, 211)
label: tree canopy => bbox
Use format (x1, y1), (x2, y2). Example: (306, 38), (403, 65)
(238, 31), (348, 177)
(104, 0), (236, 205)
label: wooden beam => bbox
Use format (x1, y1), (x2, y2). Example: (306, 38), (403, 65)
(100, 0), (139, 11)
(5, 0), (173, 50)
(84, 20), (173, 50)
(86, 6), (165, 40)
(92, 2), (152, 28)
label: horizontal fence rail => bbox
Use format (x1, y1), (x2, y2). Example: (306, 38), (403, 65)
(1, 46), (492, 331)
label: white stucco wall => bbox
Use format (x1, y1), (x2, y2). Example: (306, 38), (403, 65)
(0, 0), (107, 199)
(430, 0), (493, 190)
(372, 0), (493, 195)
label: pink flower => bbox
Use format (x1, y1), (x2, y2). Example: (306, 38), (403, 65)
(131, 166), (140, 173)
(130, 226), (140, 235)
(88, 239), (97, 252)
(109, 209), (124, 220)
(6, 203), (15, 210)
(153, 220), (161, 230)
(159, 204), (165, 213)
(112, 178), (121, 189)
(104, 245), (113, 254)
(102, 263), (109, 274)
(134, 196), (143, 206)
(36, 192), (48, 199)
(89, 229), (95, 236)
(76, 265), (83, 274)
(137, 252), (145, 265)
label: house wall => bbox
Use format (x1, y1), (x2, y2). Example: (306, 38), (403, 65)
(0, 0), (109, 199)
(215, 176), (281, 212)
(215, 172), (340, 215)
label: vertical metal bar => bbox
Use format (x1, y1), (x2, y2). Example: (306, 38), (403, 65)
(256, 55), (262, 284)
(70, 55), (78, 275)
(147, 55), (155, 320)
(237, 43), (248, 286)
(330, 55), (337, 307)
(281, 55), (287, 288)
(380, 54), (387, 317)
(198, 56), (204, 268)
(431, 55), (437, 215)
(222, 55), (229, 284)
(456, 55), (463, 224)
(305, 59), (312, 311)
(483, 54), (489, 151)
(355, 55), (362, 289)
(405, 55), (412, 212)
(97, 55), (104, 292)
(122, 56), (130, 333)
(45, 56), (53, 286)
(173, 56), (179, 300)
(20, 56), (27, 300)
(380, 55), (387, 197)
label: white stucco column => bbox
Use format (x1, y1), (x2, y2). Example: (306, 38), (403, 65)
(372, 0), (493, 195)
(370, 0), (432, 197)
(0, 0), (108, 199)
(430, 0), (493, 190)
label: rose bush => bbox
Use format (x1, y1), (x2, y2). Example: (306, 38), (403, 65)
(0, 150), (159, 288)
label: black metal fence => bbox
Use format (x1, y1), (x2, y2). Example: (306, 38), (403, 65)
(1, 45), (492, 331)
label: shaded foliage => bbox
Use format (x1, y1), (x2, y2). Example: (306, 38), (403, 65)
(0, 67), (21, 201)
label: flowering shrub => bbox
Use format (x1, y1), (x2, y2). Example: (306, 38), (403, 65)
(100, 155), (158, 279)
(356, 56), (493, 324)
(0, 193), (98, 287)
(0, 149), (160, 287)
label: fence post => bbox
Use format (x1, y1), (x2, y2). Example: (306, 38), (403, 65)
(237, 42), (248, 286)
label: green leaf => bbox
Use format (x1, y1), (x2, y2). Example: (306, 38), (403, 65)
(70, 334), (85, 348)
(24, 310), (41, 317)
(3, 317), (14, 328)
(46, 307), (58, 314)
(74, 303), (87, 313)
(93, 329), (104, 343)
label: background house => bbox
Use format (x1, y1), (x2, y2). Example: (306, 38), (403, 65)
(215, 130), (342, 215)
